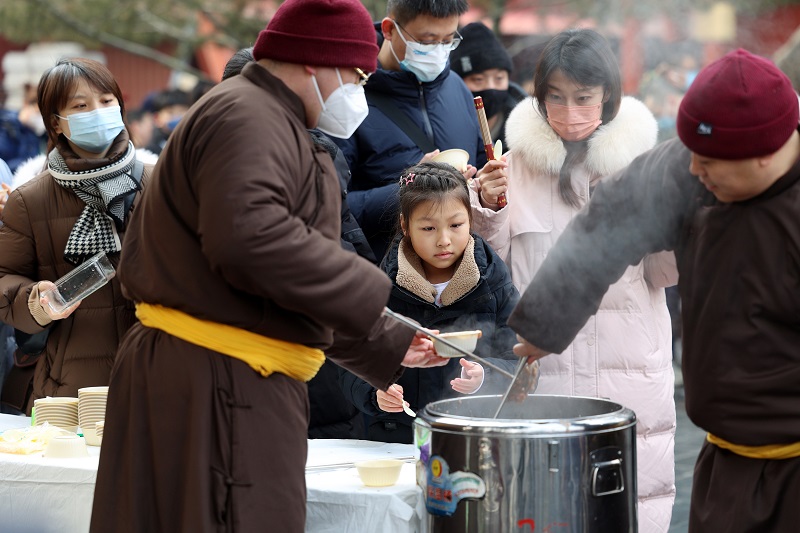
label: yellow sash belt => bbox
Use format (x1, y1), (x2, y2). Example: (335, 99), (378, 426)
(135, 303), (325, 382)
(707, 433), (800, 460)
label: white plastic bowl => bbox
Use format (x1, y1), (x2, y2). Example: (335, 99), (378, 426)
(354, 459), (404, 487)
(431, 330), (482, 358)
(432, 149), (469, 172)
(44, 435), (89, 458)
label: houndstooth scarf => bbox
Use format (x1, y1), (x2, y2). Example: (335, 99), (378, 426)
(49, 141), (140, 264)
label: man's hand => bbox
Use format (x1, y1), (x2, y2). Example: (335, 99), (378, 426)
(513, 334), (550, 364)
(401, 331), (449, 368)
(418, 149), (440, 165)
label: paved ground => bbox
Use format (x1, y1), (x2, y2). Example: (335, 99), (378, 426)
(667, 363), (707, 533)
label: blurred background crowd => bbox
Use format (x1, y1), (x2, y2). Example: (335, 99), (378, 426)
(0, 0), (797, 175)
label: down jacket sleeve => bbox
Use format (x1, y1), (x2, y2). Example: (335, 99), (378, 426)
(0, 186), (48, 334)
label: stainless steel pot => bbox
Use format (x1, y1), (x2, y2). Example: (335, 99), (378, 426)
(414, 395), (637, 533)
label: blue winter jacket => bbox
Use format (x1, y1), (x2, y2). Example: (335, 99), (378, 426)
(0, 110), (44, 173)
(339, 233), (518, 443)
(334, 27), (487, 260)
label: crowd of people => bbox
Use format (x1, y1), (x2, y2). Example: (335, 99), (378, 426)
(0, 0), (798, 531)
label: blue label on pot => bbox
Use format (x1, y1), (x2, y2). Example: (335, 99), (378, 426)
(424, 455), (486, 516)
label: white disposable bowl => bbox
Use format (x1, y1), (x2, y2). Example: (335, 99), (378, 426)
(44, 435), (89, 458)
(355, 459), (404, 487)
(431, 330), (482, 358)
(82, 427), (102, 446)
(432, 149), (469, 172)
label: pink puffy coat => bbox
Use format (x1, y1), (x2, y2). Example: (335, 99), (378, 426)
(471, 96), (677, 533)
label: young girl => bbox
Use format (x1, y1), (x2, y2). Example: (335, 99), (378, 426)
(340, 162), (520, 444)
(0, 58), (153, 413)
(472, 29), (677, 533)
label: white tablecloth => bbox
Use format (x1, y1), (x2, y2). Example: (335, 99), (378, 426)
(0, 413), (427, 533)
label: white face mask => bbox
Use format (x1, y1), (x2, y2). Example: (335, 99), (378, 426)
(390, 21), (451, 83)
(311, 69), (369, 139)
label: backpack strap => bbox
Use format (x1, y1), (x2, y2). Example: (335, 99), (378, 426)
(366, 91), (437, 154)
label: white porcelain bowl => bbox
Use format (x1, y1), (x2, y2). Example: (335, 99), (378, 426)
(354, 459), (404, 487)
(431, 330), (482, 358)
(44, 435), (89, 458)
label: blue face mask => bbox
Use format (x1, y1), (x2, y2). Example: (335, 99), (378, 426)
(58, 105), (125, 153)
(389, 21), (452, 83)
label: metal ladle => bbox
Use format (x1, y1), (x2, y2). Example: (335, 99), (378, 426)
(382, 308), (514, 379)
(382, 308), (535, 418)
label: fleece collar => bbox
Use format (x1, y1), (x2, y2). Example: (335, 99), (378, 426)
(505, 96), (659, 177)
(396, 236), (480, 306)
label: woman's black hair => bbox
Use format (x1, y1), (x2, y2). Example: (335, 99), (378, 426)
(397, 161), (471, 240)
(532, 28), (622, 208)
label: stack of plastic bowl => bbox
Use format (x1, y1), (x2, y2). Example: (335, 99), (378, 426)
(78, 386), (108, 446)
(33, 397), (79, 433)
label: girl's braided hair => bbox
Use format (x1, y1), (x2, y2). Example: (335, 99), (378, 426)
(397, 161), (472, 238)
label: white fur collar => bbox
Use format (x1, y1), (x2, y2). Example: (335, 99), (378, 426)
(396, 236), (480, 306)
(505, 96), (658, 176)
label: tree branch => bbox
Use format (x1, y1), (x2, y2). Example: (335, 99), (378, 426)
(31, 0), (207, 79)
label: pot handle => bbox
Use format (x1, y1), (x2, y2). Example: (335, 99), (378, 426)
(590, 447), (625, 497)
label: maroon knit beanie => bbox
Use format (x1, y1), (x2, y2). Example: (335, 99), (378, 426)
(677, 48), (799, 159)
(252, 0), (378, 72)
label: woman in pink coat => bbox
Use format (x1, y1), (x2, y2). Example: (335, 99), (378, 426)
(472, 29), (677, 532)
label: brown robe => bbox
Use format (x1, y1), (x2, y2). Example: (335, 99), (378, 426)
(90, 63), (413, 532)
(508, 136), (800, 531)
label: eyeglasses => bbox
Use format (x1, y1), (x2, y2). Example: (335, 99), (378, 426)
(354, 68), (371, 88)
(392, 20), (462, 52)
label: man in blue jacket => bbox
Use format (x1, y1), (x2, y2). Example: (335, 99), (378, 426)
(334, 0), (487, 260)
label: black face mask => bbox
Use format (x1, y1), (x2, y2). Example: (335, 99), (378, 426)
(472, 89), (508, 119)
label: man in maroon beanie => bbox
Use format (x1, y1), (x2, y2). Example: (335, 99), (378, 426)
(89, 0), (449, 531)
(508, 48), (800, 531)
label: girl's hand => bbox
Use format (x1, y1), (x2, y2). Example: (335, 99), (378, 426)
(451, 359), (484, 394)
(476, 157), (508, 209)
(376, 383), (405, 413)
(37, 281), (81, 321)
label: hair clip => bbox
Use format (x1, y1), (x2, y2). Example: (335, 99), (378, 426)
(399, 173), (415, 187)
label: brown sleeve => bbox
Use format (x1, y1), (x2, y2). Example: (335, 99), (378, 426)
(325, 314), (415, 391)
